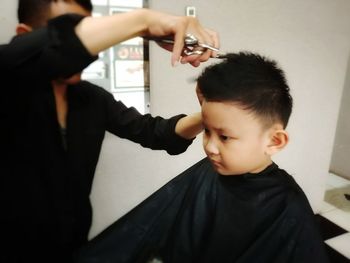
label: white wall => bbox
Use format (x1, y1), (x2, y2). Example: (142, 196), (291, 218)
(0, 1), (17, 42)
(330, 56), (350, 179)
(1, 1), (349, 239)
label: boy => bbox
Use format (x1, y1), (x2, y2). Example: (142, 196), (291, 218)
(76, 52), (329, 262)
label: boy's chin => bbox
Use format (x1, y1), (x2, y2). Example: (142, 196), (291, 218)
(210, 164), (250, 176)
(211, 164), (236, 176)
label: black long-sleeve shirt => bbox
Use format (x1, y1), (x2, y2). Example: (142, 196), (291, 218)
(0, 14), (193, 263)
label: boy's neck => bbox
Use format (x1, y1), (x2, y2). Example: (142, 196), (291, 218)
(249, 159), (273, 174)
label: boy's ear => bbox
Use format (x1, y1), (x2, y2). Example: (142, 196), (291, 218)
(265, 125), (289, 156)
(16, 23), (33, 35)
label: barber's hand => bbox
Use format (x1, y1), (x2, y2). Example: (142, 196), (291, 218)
(143, 9), (219, 67)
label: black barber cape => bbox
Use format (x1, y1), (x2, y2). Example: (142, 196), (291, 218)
(76, 158), (329, 263)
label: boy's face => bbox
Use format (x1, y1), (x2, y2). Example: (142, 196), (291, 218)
(202, 100), (273, 176)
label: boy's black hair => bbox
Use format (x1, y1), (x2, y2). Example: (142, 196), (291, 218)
(18, 0), (93, 28)
(197, 52), (293, 128)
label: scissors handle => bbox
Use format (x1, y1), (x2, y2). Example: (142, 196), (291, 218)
(144, 34), (219, 52)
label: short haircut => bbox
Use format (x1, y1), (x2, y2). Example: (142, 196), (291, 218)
(17, 0), (93, 28)
(197, 52), (293, 128)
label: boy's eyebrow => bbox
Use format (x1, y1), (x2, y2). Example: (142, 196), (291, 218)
(216, 127), (236, 135)
(203, 123), (236, 135)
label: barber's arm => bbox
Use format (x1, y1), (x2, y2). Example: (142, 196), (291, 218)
(175, 112), (203, 140)
(75, 8), (219, 67)
(1, 14), (95, 81)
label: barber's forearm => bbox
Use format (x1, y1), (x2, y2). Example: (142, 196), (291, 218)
(74, 8), (219, 66)
(75, 9), (148, 56)
(175, 112), (203, 140)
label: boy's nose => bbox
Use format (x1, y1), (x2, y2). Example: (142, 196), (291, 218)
(204, 138), (219, 156)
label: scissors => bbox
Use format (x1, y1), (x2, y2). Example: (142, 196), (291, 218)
(145, 34), (227, 58)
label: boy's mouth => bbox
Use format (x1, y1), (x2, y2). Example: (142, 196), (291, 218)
(209, 158), (222, 169)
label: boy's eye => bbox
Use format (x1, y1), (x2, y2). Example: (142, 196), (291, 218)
(220, 135), (229, 141)
(204, 128), (210, 134)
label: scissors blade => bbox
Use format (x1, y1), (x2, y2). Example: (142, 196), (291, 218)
(214, 53), (230, 59)
(197, 43), (219, 52)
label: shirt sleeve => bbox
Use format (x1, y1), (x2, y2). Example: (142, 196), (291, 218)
(104, 92), (194, 155)
(0, 14), (96, 82)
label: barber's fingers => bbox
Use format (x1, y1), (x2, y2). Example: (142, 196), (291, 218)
(180, 29), (220, 67)
(206, 28), (220, 57)
(171, 19), (186, 66)
(144, 10), (219, 67)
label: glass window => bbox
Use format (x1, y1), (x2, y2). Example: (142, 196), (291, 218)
(82, 0), (150, 114)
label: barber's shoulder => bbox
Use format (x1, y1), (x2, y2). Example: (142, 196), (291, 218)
(48, 13), (86, 28)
